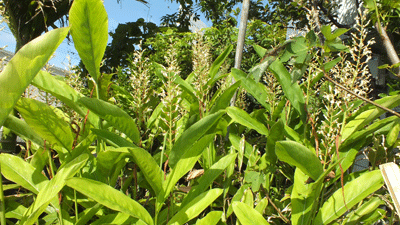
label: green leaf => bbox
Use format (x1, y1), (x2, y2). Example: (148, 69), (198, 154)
(5, 201), (27, 220)
(232, 201), (270, 225)
(341, 95), (400, 141)
(343, 197), (384, 225)
(249, 56), (276, 82)
(0, 27), (69, 127)
(3, 114), (44, 147)
(32, 71), (99, 126)
(174, 75), (197, 100)
(66, 177), (153, 225)
(291, 160), (341, 225)
(275, 141), (323, 181)
(226, 107), (269, 136)
(169, 111), (224, 168)
(70, 0), (108, 84)
(269, 59), (306, 122)
(79, 97), (140, 144)
(91, 212), (138, 225)
(0, 154), (48, 194)
(253, 44), (267, 58)
(314, 170), (384, 224)
(291, 169), (318, 225)
(209, 81), (241, 114)
(209, 45), (233, 83)
(181, 154), (237, 208)
(265, 120), (284, 163)
(167, 189), (223, 225)
(21, 154), (89, 225)
(92, 129), (136, 148)
(321, 25), (333, 40)
(231, 68), (271, 111)
(164, 134), (214, 200)
(195, 211), (222, 225)
(126, 147), (163, 195)
(15, 98), (74, 154)
(386, 122), (400, 147)
(323, 57), (342, 71)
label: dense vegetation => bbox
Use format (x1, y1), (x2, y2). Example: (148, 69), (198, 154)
(0, 0), (400, 224)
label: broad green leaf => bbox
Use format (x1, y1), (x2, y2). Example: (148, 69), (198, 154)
(265, 120), (284, 163)
(79, 97), (140, 144)
(5, 201), (27, 219)
(92, 129), (136, 148)
(126, 147), (163, 194)
(386, 121), (400, 147)
(76, 203), (103, 225)
(195, 211), (222, 225)
(342, 197), (384, 225)
(276, 141), (323, 181)
(174, 75), (197, 100)
(291, 169), (317, 225)
(0, 154), (48, 194)
(66, 177), (153, 225)
(231, 68), (271, 111)
(0, 27), (69, 126)
(181, 154), (237, 208)
(70, 0), (108, 84)
(21, 154), (89, 225)
(341, 95), (400, 141)
(209, 81), (241, 114)
(147, 101), (164, 128)
(15, 98), (73, 154)
(226, 184), (251, 217)
(314, 170), (384, 224)
(3, 114), (44, 147)
(232, 201), (270, 225)
(95, 148), (130, 184)
(249, 56), (276, 82)
(292, 160), (341, 225)
(91, 212), (138, 225)
(321, 25), (333, 40)
(32, 71), (99, 126)
(229, 134), (257, 162)
(164, 134), (214, 200)
(254, 198), (269, 214)
(167, 189), (223, 225)
(253, 44), (267, 58)
(269, 59), (306, 122)
(332, 28), (349, 39)
(226, 106), (269, 136)
(169, 111), (224, 168)
(323, 57), (342, 71)
(209, 45), (233, 83)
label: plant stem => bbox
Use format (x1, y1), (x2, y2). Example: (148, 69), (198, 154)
(0, 165), (6, 225)
(74, 189), (78, 223)
(323, 73), (400, 118)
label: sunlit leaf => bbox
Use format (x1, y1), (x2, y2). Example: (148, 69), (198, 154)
(70, 0), (108, 84)
(0, 28), (68, 126)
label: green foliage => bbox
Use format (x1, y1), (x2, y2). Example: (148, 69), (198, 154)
(1, 0), (399, 224)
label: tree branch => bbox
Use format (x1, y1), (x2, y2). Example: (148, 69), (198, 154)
(375, 22), (400, 78)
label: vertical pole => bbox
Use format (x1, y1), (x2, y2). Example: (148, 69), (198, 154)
(230, 0), (250, 107)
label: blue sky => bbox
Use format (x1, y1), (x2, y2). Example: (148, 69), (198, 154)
(0, 0), (214, 69)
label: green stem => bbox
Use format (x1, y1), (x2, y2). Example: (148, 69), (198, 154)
(0, 165), (6, 225)
(74, 189), (78, 223)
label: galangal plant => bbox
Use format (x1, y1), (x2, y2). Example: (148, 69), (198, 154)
(0, 0), (237, 224)
(0, 0), (399, 225)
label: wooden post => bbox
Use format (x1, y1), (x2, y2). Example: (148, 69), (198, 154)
(379, 162), (400, 216)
